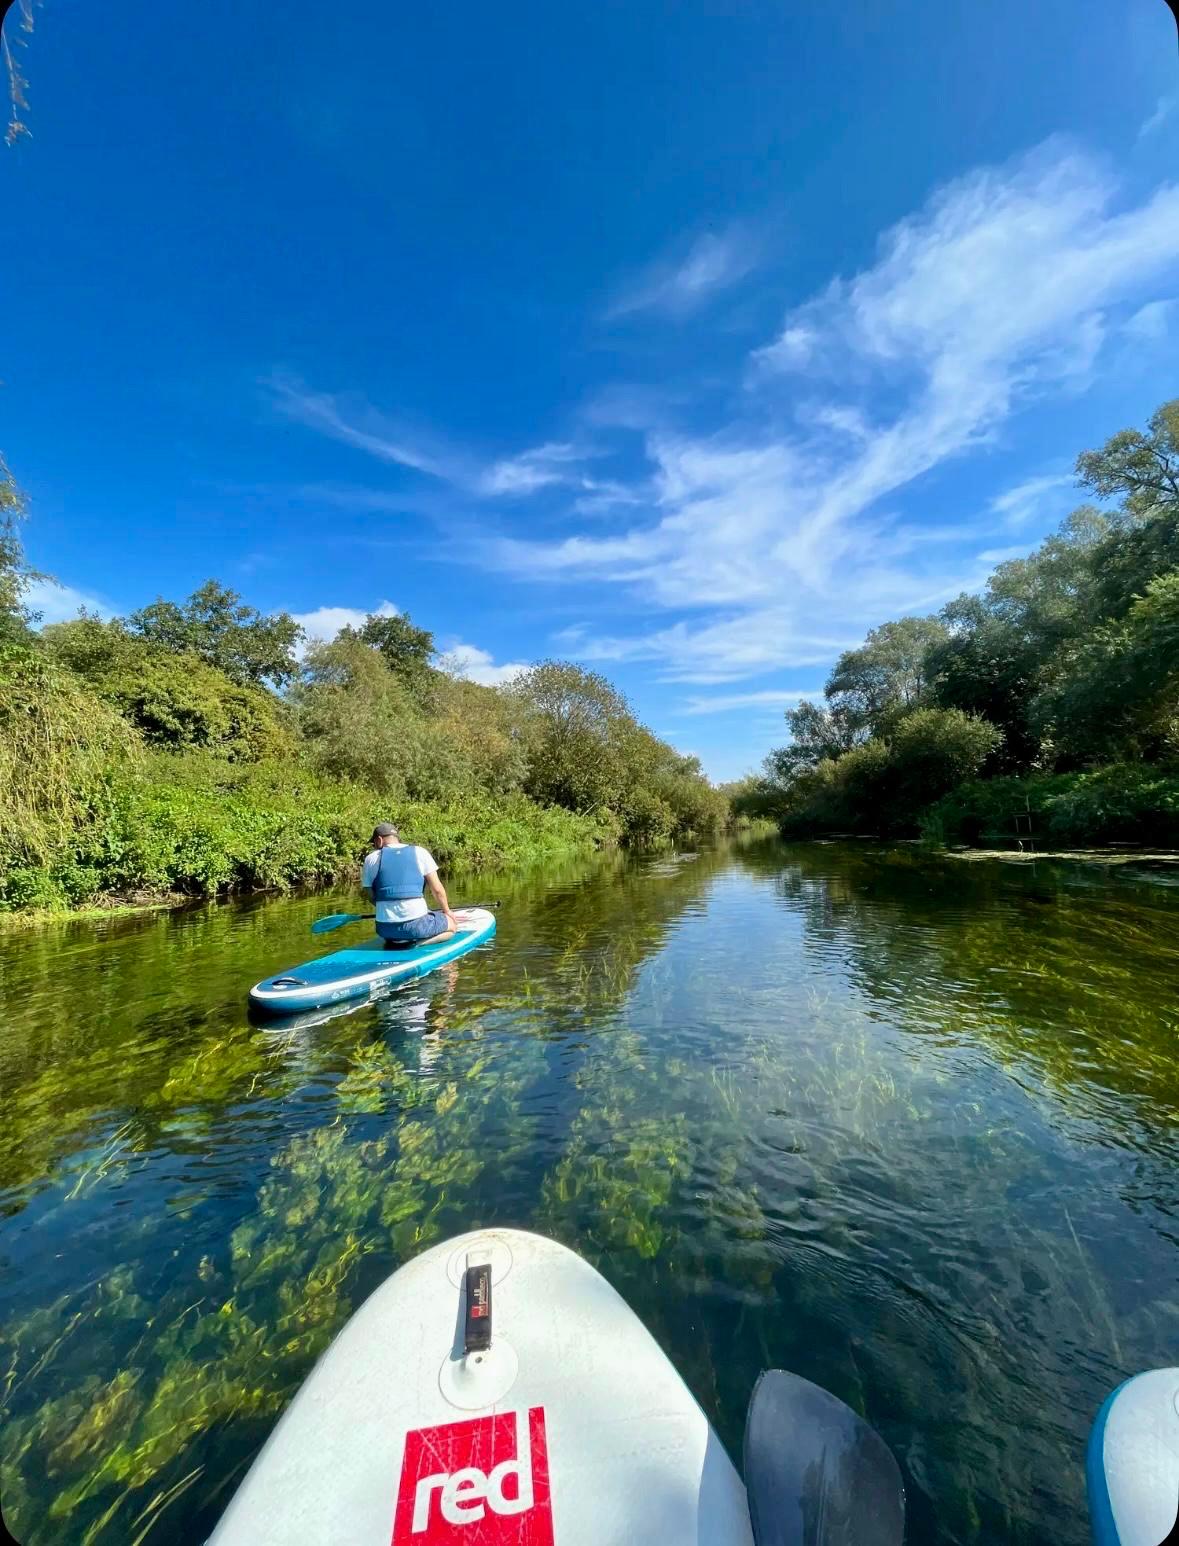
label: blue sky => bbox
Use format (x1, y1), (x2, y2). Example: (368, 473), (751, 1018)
(4, 0), (1178, 781)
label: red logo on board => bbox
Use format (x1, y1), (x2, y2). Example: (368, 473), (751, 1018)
(391, 1407), (554, 1545)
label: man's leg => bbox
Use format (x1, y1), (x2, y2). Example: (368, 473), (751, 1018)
(423, 909), (456, 943)
(376, 921), (415, 951)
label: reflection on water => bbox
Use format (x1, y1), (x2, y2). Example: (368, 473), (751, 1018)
(2, 839), (1178, 1544)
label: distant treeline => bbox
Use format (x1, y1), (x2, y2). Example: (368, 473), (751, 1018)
(733, 400), (1179, 847)
(0, 479), (727, 914)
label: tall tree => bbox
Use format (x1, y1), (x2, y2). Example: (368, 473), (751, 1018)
(128, 581), (302, 688)
(929, 508), (1107, 770)
(294, 635), (440, 797)
(0, 455), (40, 642)
(1077, 399), (1179, 521)
(509, 661), (633, 814)
(927, 597), (1040, 772)
(766, 700), (861, 780)
(1034, 572), (1179, 764)
(349, 611), (435, 685)
(1077, 401), (1179, 623)
(824, 615), (949, 738)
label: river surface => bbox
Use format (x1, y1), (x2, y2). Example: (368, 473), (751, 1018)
(2, 839), (1178, 1545)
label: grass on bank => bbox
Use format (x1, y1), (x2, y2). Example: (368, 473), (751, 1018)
(0, 625), (712, 920)
(0, 735), (611, 920)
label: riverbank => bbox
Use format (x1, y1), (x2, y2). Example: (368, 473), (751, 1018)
(0, 753), (614, 925)
(745, 764), (1179, 850)
(3, 627), (727, 922)
(923, 767), (1179, 848)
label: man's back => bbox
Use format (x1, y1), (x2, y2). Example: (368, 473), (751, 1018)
(363, 843), (436, 922)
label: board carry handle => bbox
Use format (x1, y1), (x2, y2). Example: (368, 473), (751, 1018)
(463, 1253), (493, 1355)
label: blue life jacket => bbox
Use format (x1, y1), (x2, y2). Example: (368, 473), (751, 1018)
(372, 845), (425, 902)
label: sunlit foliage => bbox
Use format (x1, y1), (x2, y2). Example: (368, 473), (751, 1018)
(753, 400), (1179, 840)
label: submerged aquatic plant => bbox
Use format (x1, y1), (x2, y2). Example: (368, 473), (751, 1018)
(4, 840), (1178, 1544)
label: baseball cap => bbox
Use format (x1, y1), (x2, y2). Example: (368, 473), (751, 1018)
(371, 821), (400, 840)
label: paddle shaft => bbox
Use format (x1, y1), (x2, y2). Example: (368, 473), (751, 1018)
(311, 902), (500, 935)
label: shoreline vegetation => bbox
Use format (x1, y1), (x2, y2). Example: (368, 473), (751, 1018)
(1, 464), (731, 922)
(734, 401), (1179, 854)
(5, 399), (1178, 927)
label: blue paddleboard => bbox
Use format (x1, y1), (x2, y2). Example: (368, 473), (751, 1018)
(249, 908), (497, 1016)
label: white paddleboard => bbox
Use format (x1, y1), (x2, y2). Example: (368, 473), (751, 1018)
(249, 908), (497, 1015)
(1088, 1367), (1179, 1546)
(209, 1228), (754, 1546)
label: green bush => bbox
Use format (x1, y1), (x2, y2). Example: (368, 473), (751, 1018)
(0, 745), (610, 913)
(620, 787), (676, 847)
(1044, 765), (1179, 844)
(43, 617), (297, 761)
(777, 709), (1002, 837)
(0, 644), (141, 877)
(887, 708), (1003, 818)
(922, 774), (1074, 844)
(926, 766), (1179, 846)
(294, 638), (531, 804)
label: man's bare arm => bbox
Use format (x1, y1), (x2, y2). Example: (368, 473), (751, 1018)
(425, 870), (457, 926)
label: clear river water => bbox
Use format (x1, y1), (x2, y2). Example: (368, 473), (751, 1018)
(2, 838), (1178, 1545)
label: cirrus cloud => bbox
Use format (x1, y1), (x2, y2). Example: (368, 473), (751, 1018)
(606, 227), (759, 319)
(491, 140), (1179, 680)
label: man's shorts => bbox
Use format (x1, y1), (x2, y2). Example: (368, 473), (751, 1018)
(376, 910), (451, 947)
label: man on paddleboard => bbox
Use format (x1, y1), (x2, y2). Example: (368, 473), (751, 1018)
(363, 823), (459, 948)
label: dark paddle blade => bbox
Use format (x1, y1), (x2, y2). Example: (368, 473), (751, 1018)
(310, 912), (374, 935)
(743, 1371), (905, 1546)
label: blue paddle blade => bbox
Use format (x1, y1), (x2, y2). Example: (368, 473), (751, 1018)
(743, 1371), (905, 1546)
(310, 913), (371, 935)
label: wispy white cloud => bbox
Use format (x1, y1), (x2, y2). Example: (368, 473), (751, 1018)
(203, 479), (423, 516)
(27, 578), (112, 626)
(976, 544), (1037, 564)
(989, 471), (1074, 530)
(607, 228), (758, 318)
(291, 599), (399, 650)
(270, 376), (601, 504)
(268, 373), (461, 481)
(752, 323), (816, 372)
(556, 607), (854, 684)
(681, 688), (823, 715)
(479, 442), (589, 497)
(438, 642), (529, 687)
(489, 142), (1179, 680)
(1123, 297), (1176, 341)
(270, 143), (1179, 697)
(1139, 93), (1177, 140)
